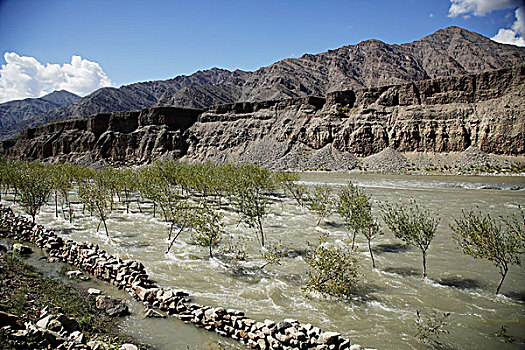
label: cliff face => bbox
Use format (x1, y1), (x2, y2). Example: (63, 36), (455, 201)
(2, 27), (525, 142)
(1, 64), (523, 169)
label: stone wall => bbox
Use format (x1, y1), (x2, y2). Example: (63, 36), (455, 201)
(0, 205), (363, 350)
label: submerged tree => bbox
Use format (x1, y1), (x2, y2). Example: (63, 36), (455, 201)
(381, 200), (439, 278)
(191, 204), (224, 258)
(79, 177), (113, 237)
(415, 309), (451, 349)
(18, 164), (52, 223)
(232, 164), (274, 247)
(304, 238), (359, 299)
(306, 184), (334, 225)
(451, 210), (524, 294)
(337, 182), (381, 267)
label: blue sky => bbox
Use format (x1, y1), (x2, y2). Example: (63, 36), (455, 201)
(0, 0), (523, 102)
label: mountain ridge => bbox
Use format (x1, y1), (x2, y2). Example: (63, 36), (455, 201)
(1, 26), (524, 140)
(2, 63), (523, 172)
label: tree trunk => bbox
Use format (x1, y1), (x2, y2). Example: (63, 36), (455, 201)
(368, 239), (376, 268)
(496, 268), (508, 294)
(422, 250), (427, 278)
(351, 231), (357, 250)
(257, 216), (265, 247)
(54, 191), (59, 218)
(209, 245), (213, 259)
(102, 218), (109, 237)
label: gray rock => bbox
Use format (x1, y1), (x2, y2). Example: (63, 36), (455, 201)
(276, 321), (293, 333)
(317, 331), (341, 345)
(349, 345), (365, 350)
(144, 308), (166, 318)
(87, 288), (102, 295)
(36, 315), (53, 329)
(0, 310), (24, 329)
(56, 314), (80, 332)
(119, 344), (138, 350)
(95, 295), (130, 317)
(13, 243), (33, 255)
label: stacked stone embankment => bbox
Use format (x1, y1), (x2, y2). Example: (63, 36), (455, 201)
(0, 204), (364, 350)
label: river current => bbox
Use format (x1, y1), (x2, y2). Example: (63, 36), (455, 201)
(4, 173), (525, 349)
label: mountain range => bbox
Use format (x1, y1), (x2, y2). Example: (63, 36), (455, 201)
(1, 26), (524, 141)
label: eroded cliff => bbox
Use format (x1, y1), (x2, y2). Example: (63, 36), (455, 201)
(1, 64), (523, 170)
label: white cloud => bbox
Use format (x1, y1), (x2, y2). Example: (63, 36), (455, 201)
(447, 0), (525, 47)
(448, 0), (522, 17)
(511, 6), (525, 35)
(491, 28), (525, 46)
(0, 53), (112, 103)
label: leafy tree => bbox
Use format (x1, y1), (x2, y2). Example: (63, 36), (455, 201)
(337, 182), (381, 267)
(79, 177), (113, 237)
(274, 170), (307, 207)
(306, 184), (334, 225)
(381, 200), (439, 278)
(49, 164), (76, 221)
(304, 239), (359, 298)
(18, 164), (52, 223)
(259, 241), (289, 270)
(415, 310), (451, 349)
(191, 204), (224, 258)
(232, 164), (274, 247)
(451, 210), (524, 294)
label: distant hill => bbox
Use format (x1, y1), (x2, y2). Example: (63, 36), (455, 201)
(0, 90), (80, 140)
(1, 26), (524, 140)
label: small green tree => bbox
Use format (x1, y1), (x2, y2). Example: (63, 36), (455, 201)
(304, 240), (359, 299)
(451, 210), (523, 294)
(337, 182), (381, 267)
(415, 310), (451, 349)
(191, 205), (224, 258)
(274, 170), (307, 207)
(18, 164), (52, 223)
(259, 241), (289, 270)
(232, 164), (274, 247)
(79, 178), (113, 237)
(306, 184), (334, 225)
(381, 200), (439, 278)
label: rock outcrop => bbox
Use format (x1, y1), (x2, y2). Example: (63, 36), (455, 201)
(1, 26), (524, 141)
(1, 64), (523, 170)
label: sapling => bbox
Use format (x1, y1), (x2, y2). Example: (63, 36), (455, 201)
(381, 199), (439, 278)
(451, 210), (523, 294)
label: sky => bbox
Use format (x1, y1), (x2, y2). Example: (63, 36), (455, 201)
(0, 0), (524, 103)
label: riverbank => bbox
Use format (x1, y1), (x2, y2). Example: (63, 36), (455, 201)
(0, 247), (147, 350)
(0, 204), (368, 350)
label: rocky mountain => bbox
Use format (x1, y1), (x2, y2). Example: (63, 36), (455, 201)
(2, 64), (523, 172)
(0, 91), (80, 141)
(1, 26), (524, 141)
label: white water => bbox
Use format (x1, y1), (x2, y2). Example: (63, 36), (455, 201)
(4, 173), (525, 349)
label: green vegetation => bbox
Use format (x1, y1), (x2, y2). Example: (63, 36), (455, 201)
(381, 200), (439, 278)
(1, 157), (524, 312)
(337, 182), (381, 267)
(306, 184), (334, 225)
(304, 238), (359, 299)
(415, 310), (451, 349)
(451, 210), (524, 294)
(17, 163), (52, 223)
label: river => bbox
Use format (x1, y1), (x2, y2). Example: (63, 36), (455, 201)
(4, 173), (525, 349)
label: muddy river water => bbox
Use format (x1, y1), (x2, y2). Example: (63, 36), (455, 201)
(4, 173), (525, 349)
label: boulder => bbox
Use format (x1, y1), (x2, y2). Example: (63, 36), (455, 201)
(144, 308), (167, 318)
(276, 320), (293, 333)
(56, 314), (80, 332)
(95, 295), (130, 317)
(119, 344), (139, 350)
(13, 243), (33, 255)
(0, 310), (24, 329)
